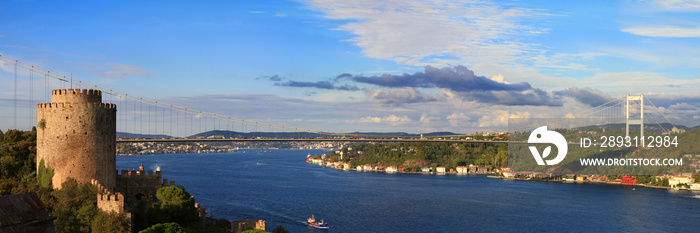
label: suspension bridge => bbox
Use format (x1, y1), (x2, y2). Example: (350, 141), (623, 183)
(0, 54), (680, 143)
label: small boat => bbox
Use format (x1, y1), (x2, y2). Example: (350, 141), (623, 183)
(307, 215), (329, 229)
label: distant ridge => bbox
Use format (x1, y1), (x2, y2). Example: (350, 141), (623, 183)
(186, 130), (461, 139)
(117, 132), (173, 139)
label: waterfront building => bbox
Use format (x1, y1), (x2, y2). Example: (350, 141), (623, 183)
(576, 175), (589, 181)
(436, 166), (446, 173)
(456, 166), (468, 174)
(691, 183), (700, 190)
(590, 175), (608, 183)
(667, 175), (693, 187)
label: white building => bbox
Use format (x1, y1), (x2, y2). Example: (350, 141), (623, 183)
(668, 175), (693, 187)
(456, 166), (468, 174)
(436, 166), (446, 173)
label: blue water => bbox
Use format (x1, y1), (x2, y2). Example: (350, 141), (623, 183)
(117, 149), (700, 233)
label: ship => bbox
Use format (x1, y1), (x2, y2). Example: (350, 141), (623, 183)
(307, 215), (329, 229)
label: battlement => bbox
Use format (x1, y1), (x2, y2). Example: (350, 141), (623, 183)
(91, 179), (113, 194)
(51, 89), (102, 103)
(232, 219), (266, 232)
(118, 169), (162, 177)
(162, 179), (175, 186)
(91, 179), (125, 213)
(98, 192), (125, 202)
(36, 102), (116, 109)
(52, 89), (102, 96)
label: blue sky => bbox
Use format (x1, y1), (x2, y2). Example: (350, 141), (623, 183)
(1, 0), (699, 134)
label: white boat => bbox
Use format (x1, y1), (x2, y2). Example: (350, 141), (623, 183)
(307, 215), (329, 229)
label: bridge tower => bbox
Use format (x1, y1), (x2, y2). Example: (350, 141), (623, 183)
(36, 89), (117, 190)
(625, 94), (644, 139)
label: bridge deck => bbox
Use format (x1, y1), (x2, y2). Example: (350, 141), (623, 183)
(117, 138), (511, 143)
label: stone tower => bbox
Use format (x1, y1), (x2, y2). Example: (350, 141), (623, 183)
(36, 89), (117, 190)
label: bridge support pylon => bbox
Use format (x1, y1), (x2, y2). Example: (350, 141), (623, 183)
(625, 94), (644, 139)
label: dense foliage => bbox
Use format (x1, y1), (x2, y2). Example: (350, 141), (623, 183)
(0, 129), (129, 233)
(330, 141), (508, 171)
(509, 128), (700, 174)
(0, 129), (37, 181)
(140, 222), (186, 233)
(148, 186), (200, 227)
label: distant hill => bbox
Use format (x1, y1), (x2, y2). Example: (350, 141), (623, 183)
(346, 131), (461, 137)
(186, 130), (461, 139)
(117, 132), (173, 139)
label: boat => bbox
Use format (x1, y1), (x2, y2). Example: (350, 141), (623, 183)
(307, 215), (329, 229)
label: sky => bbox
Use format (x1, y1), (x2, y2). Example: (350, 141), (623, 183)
(1, 0), (699, 134)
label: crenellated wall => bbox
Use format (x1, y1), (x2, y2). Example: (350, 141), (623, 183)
(115, 169), (175, 202)
(91, 179), (125, 213)
(37, 89), (117, 190)
(51, 89), (102, 103)
(231, 219), (266, 232)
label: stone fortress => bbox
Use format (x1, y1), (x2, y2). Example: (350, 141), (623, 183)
(35, 89), (182, 219)
(35, 89), (265, 232)
(36, 89), (117, 190)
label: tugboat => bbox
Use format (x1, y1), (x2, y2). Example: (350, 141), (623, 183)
(307, 215), (329, 229)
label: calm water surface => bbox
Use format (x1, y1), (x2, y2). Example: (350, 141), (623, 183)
(117, 149), (700, 233)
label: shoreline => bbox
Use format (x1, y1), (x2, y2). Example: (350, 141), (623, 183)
(308, 160), (695, 191)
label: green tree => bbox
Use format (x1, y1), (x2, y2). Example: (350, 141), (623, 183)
(271, 225), (289, 233)
(241, 230), (268, 233)
(52, 178), (98, 233)
(139, 222), (186, 233)
(37, 158), (54, 188)
(0, 130), (36, 181)
(91, 211), (130, 233)
(148, 186), (199, 227)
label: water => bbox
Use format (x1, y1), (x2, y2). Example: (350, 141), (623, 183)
(117, 149), (700, 233)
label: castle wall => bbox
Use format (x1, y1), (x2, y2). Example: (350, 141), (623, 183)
(115, 170), (173, 202)
(36, 89), (116, 190)
(51, 89), (102, 103)
(231, 219), (266, 232)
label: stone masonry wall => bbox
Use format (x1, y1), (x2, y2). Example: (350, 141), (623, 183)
(36, 89), (117, 190)
(115, 170), (175, 202)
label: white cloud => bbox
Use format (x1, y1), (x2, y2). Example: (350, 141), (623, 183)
(576, 72), (700, 95)
(304, 0), (544, 67)
(622, 26), (700, 38)
(651, 0), (700, 11)
(446, 112), (472, 128)
(358, 115), (412, 125)
(477, 110), (531, 128)
(490, 74), (509, 84)
(532, 52), (605, 70)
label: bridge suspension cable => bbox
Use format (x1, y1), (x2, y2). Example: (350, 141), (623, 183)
(0, 54), (351, 137)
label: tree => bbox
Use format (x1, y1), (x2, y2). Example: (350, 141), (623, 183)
(271, 225), (289, 233)
(91, 211), (130, 233)
(241, 230), (268, 233)
(148, 186), (199, 227)
(139, 222), (186, 233)
(52, 178), (98, 233)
